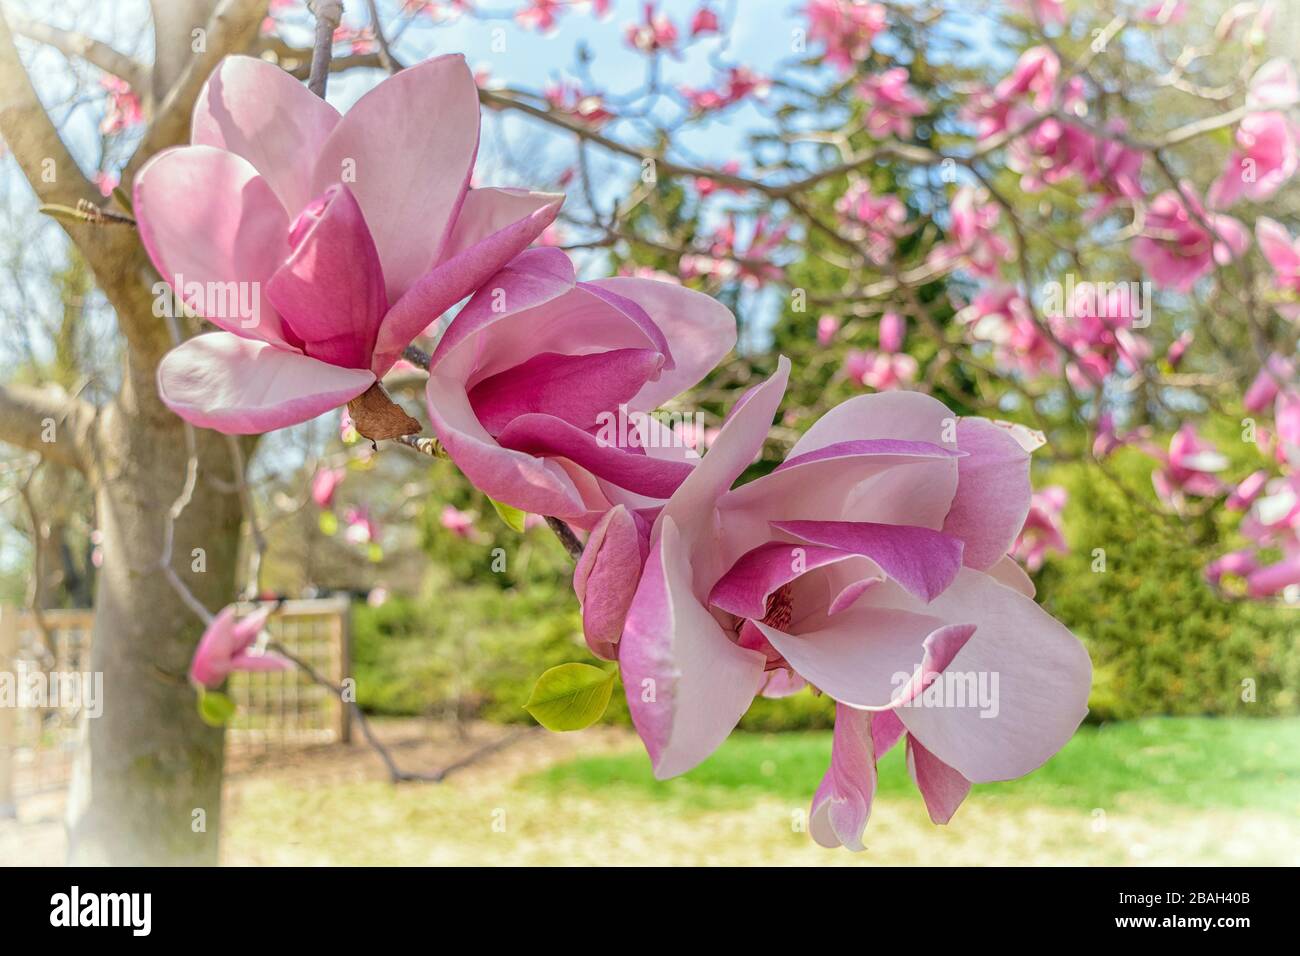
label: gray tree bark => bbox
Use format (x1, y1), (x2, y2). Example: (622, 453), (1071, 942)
(0, 0), (269, 865)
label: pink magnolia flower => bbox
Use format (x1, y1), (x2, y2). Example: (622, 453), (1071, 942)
(1151, 424), (1228, 506)
(626, 3), (679, 54)
(1093, 411), (1121, 458)
(1076, 120), (1146, 207)
(545, 81), (614, 128)
(441, 504), (477, 539)
(590, 360), (1089, 846)
(1243, 352), (1294, 412)
(1208, 112), (1298, 207)
(344, 506), (378, 545)
(804, 0), (886, 74)
(857, 68), (928, 139)
(100, 75), (143, 135)
(423, 247), (736, 526)
(1205, 549), (1258, 586)
(1255, 217), (1300, 320)
(1276, 390), (1300, 464)
(1227, 470), (1270, 511)
(1247, 553), (1300, 597)
(845, 349), (917, 391)
(835, 182), (906, 264)
(310, 466), (346, 509)
(1139, 0), (1186, 23)
(929, 186), (1013, 278)
(1246, 57), (1298, 111)
(1048, 282), (1151, 388)
(685, 215), (789, 286)
(516, 0), (565, 32)
(1011, 0), (1066, 26)
(1092, 411), (1150, 459)
(958, 285), (1059, 377)
(879, 310), (905, 353)
(190, 604), (290, 689)
(844, 311), (915, 390)
(1130, 184), (1247, 293)
(681, 67), (767, 114)
(992, 46), (1059, 113)
(94, 170), (119, 198)
(690, 5), (720, 36)
(1165, 330), (1192, 369)
(1012, 486), (1068, 573)
(143, 55), (563, 434)
(693, 159), (743, 196)
(339, 408), (359, 444)
(817, 314), (841, 346)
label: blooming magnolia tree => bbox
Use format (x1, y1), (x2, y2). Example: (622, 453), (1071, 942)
(0, 0), (1295, 863)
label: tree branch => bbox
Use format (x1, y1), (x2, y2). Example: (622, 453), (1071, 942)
(122, 0), (268, 189)
(6, 11), (147, 93)
(307, 0), (344, 98)
(0, 11), (172, 373)
(0, 382), (92, 471)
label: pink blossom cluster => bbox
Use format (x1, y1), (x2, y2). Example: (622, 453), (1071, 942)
(149, 54), (1092, 849)
(803, 0), (887, 74)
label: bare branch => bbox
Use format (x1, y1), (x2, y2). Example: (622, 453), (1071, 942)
(307, 0), (344, 98)
(6, 11), (147, 93)
(123, 0), (268, 189)
(0, 11), (173, 371)
(0, 382), (92, 471)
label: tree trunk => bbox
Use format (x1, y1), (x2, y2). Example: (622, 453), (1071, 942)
(65, 400), (244, 865)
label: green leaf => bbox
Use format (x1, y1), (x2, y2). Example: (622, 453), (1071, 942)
(489, 496), (527, 533)
(197, 688), (236, 727)
(524, 663), (616, 732)
(319, 510), (339, 536)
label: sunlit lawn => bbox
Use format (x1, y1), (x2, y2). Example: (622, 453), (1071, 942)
(212, 717), (1300, 865)
(528, 716), (1300, 816)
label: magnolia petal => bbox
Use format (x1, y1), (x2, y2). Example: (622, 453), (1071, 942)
(620, 517), (767, 779)
(134, 145), (293, 347)
(158, 333), (374, 434)
(707, 542), (859, 620)
(468, 348), (664, 435)
(267, 184), (388, 370)
(191, 55), (340, 214)
(312, 54), (481, 300)
(907, 735), (971, 825)
(886, 568), (1092, 783)
(373, 188), (563, 373)
(986, 555), (1036, 597)
(590, 277), (737, 410)
(663, 358), (791, 537)
(941, 418), (1032, 570)
(495, 413), (694, 499)
(425, 372), (587, 517)
(756, 604), (946, 709)
(790, 390), (960, 458)
(573, 505), (646, 660)
(771, 520), (964, 602)
(809, 704), (876, 851)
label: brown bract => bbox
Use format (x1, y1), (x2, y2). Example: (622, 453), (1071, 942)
(347, 382), (421, 441)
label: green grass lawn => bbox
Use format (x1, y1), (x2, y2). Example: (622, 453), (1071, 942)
(526, 716), (1300, 816)
(211, 716), (1300, 864)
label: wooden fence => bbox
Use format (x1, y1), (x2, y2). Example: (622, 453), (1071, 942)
(0, 598), (351, 811)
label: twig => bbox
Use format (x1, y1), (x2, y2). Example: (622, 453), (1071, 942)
(363, 0), (396, 74)
(544, 517), (584, 562)
(268, 639), (536, 783)
(402, 344), (431, 370)
(307, 0), (344, 98)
